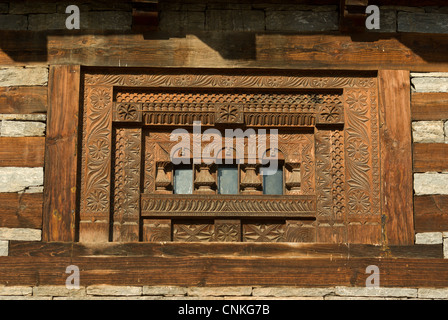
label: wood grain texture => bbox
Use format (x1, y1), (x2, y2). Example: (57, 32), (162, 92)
(7, 241), (443, 259)
(413, 143), (448, 173)
(414, 195), (448, 233)
(42, 65), (80, 242)
(0, 193), (43, 229)
(411, 93), (448, 121)
(0, 137), (45, 167)
(0, 86), (47, 114)
(378, 70), (414, 245)
(2, 32), (448, 71)
(1, 256), (448, 287)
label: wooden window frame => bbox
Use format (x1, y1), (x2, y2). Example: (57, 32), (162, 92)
(42, 66), (414, 246)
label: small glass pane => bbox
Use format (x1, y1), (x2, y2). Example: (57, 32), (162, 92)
(263, 166), (283, 195)
(218, 166), (238, 195)
(174, 166), (193, 194)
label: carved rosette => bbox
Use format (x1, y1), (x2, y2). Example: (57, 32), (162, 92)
(113, 102), (142, 122)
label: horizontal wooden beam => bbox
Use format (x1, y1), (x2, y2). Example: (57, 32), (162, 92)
(0, 87), (47, 114)
(0, 193), (43, 229)
(2, 32), (448, 71)
(414, 195), (448, 233)
(7, 241), (443, 259)
(411, 93), (448, 121)
(0, 137), (45, 167)
(413, 143), (448, 173)
(1, 255), (448, 287)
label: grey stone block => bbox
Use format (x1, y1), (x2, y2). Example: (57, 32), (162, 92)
(0, 167), (44, 193)
(0, 228), (42, 241)
(266, 11), (338, 32)
(206, 9), (265, 31)
(28, 11), (132, 31)
(159, 2), (206, 12)
(255, 5), (337, 12)
(0, 67), (48, 86)
(411, 72), (448, 78)
(87, 285), (142, 296)
(0, 120), (46, 137)
(425, 7), (448, 14)
(414, 173), (448, 195)
(0, 286), (33, 296)
(9, 2), (56, 14)
(28, 13), (65, 31)
(415, 232), (443, 244)
(143, 286), (187, 296)
(207, 3), (252, 10)
(381, 6), (425, 13)
(377, 10), (397, 33)
(334, 286), (418, 298)
(444, 237), (448, 259)
(446, 121), (448, 143)
(33, 286), (87, 297)
(159, 10), (205, 33)
(252, 287), (334, 297)
(412, 121), (445, 143)
(412, 77), (448, 93)
(398, 12), (448, 34)
(0, 114), (46, 121)
(0, 14), (28, 31)
(85, 11), (132, 31)
(418, 288), (448, 299)
(187, 287), (253, 297)
(0, 240), (7, 256)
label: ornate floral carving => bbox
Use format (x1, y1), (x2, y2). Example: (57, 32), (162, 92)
(86, 71), (375, 89)
(215, 220), (241, 242)
(215, 104), (243, 123)
(114, 103), (140, 122)
(86, 190), (108, 212)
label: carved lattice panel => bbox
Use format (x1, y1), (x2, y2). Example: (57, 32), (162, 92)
(79, 69), (381, 244)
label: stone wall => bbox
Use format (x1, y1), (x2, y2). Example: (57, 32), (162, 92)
(0, 1), (132, 31)
(411, 72), (448, 256)
(0, 66), (47, 256)
(0, 1), (448, 34)
(1, 285), (448, 300)
(157, 3), (448, 33)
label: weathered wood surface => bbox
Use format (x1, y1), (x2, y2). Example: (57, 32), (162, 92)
(1, 255), (448, 287)
(7, 241), (443, 259)
(0, 137), (45, 167)
(0, 87), (47, 114)
(0, 193), (43, 229)
(411, 93), (448, 121)
(2, 32), (448, 71)
(414, 195), (448, 233)
(378, 70), (414, 245)
(413, 143), (448, 173)
(42, 65), (80, 242)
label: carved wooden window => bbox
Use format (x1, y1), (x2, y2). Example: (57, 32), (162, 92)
(77, 69), (384, 244)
